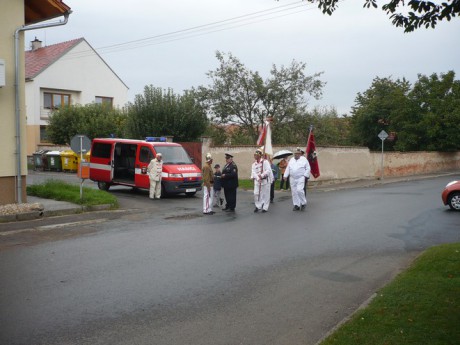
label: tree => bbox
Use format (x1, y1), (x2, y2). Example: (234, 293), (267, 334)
(304, 0), (460, 32)
(196, 51), (324, 142)
(350, 76), (412, 150)
(350, 71), (460, 152)
(270, 106), (352, 146)
(46, 104), (126, 145)
(408, 71), (460, 151)
(125, 86), (208, 141)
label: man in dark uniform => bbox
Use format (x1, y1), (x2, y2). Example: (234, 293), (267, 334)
(221, 153), (238, 212)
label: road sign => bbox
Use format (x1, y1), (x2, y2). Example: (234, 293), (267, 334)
(378, 130), (388, 141)
(70, 135), (91, 154)
(378, 130), (388, 181)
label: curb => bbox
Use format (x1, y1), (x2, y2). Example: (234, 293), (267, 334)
(0, 204), (113, 223)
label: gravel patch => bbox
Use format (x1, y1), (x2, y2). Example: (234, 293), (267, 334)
(0, 203), (44, 216)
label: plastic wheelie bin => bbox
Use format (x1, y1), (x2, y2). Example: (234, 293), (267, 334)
(60, 150), (79, 172)
(33, 150), (48, 171)
(46, 151), (62, 171)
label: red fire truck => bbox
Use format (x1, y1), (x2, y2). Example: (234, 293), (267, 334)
(89, 137), (202, 196)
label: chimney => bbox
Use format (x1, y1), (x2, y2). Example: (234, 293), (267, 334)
(31, 37), (42, 51)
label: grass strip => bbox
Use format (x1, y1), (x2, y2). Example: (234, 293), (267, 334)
(27, 179), (118, 208)
(320, 243), (460, 345)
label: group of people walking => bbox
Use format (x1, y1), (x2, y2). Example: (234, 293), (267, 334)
(146, 148), (310, 215)
(201, 147), (311, 215)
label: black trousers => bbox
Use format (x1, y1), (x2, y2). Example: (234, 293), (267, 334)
(280, 176), (289, 190)
(223, 187), (237, 210)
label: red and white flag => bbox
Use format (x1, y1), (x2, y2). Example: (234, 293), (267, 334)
(306, 127), (320, 178)
(256, 120), (273, 156)
(256, 122), (267, 146)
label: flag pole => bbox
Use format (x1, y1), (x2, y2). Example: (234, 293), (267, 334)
(306, 124), (313, 153)
(258, 119), (267, 202)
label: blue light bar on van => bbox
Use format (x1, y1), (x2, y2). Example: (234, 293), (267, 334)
(145, 137), (167, 142)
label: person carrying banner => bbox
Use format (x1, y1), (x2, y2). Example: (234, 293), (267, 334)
(251, 148), (273, 213)
(283, 147), (310, 211)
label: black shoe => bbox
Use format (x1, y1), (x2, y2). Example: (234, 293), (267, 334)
(262, 209), (267, 213)
(203, 211), (215, 215)
(222, 207), (229, 211)
(293, 206), (300, 211)
(254, 207), (260, 213)
(301, 204), (306, 210)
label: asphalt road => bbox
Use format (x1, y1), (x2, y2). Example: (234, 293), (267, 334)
(0, 174), (459, 345)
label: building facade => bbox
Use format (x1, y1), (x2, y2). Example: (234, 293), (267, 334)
(25, 37), (129, 156)
(0, 0), (71, 205)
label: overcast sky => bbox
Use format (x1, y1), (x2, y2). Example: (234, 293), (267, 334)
(25, 0), (460, 115)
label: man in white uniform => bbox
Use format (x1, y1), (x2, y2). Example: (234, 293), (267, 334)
(251, 148), (273, 213)
(147, 153), (163, 199)
(283, 147), (310, 211)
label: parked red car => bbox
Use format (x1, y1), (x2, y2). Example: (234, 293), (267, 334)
(442, 180), (460, 211)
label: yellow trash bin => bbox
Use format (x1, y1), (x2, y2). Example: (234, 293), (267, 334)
(60, 150), (78, 172)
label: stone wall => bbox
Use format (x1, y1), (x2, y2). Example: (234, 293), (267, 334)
(202, 138), (460, 182)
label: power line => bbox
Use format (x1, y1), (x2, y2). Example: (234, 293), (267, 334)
(59, 1), (314, 61)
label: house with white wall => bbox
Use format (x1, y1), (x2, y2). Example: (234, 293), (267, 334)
(25, 37), (129, 156)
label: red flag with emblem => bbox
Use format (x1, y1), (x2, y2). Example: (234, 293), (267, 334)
(306, 127), (320, 178)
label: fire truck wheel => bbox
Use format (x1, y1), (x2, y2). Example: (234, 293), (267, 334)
(97, 182), (111, 191)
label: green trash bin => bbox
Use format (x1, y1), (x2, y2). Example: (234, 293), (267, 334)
(60, 150), (78, 172)
(33, 150), (48, 171)
(46, 151), (62, 171)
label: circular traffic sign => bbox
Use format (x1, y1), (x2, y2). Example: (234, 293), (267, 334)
(70, 135), (91, 153)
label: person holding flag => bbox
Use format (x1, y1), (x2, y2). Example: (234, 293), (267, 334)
(251, 148), (273, 213)
(284, 147), (310, 211)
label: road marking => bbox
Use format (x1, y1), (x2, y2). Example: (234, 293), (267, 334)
(37, 218), (107, 231)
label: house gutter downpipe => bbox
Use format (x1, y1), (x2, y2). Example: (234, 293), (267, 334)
(14, 12), (70, 203)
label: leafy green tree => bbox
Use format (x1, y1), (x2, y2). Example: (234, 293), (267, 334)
(271, 106), (352, 146)
(196, 51), (324, 142)
(350, 71), (460, 152)
(350, 76), (412, 150)
(304, 0), (460, 32)
(408, 71), (460, 151)
(46, 104), (126, 145)
(126, 86), (208, 141)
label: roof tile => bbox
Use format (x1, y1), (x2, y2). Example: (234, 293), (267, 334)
(25, 38), (84, 79)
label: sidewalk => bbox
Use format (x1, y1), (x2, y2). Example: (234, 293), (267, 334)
(1, 171), (457, 223)
(0, 196), (110, 223)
